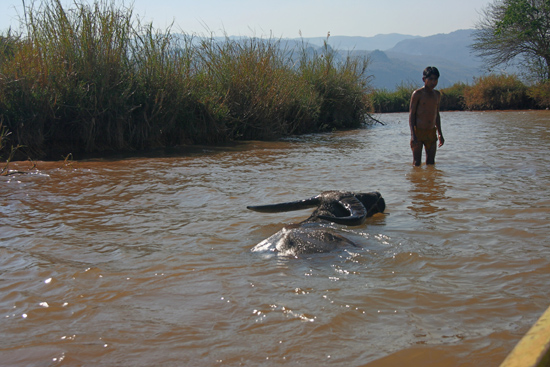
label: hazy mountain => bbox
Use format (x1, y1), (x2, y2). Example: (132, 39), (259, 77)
(302, 29), (487, 89)
(387, 29), (481, 68)
(179, 29), (490, 90)
(294, 34), (421, 51)
(334, 29), (486, 89)
(202, 33), (418, 53)
(362, 49), (483, 90)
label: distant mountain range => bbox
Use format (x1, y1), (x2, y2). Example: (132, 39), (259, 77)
(297, 29), (488, 89)
(192, 29), (496, 90)
(296, 33), (421, 52)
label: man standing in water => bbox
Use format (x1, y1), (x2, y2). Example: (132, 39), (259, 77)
(409, 66), (445, 166)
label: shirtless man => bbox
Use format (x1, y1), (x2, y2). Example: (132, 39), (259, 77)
(409, 66), (445, 166)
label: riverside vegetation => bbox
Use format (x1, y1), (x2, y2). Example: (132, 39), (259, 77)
(1, 0), (549, 163)
(0, 0), (370, 161)
(370, 74), (550, 113)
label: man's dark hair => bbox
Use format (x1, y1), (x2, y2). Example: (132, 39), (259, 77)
(423, 66), (440, 79)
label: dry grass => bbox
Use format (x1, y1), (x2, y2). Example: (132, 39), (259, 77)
(463, 74), (532, 110)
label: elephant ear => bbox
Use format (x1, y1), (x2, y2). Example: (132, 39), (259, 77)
(317, 195), (367, 226)
(247, 196), (321, 213)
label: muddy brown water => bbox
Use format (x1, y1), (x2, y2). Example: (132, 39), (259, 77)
(1, 111), (549, 366)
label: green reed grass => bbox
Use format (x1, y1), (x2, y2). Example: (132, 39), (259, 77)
(0, 120), (23, 175)
(369, 83), (416, 113)
(297, 40), (372, 130)
(0, 0), (373, 160)
(194, 36), (319, 140)
(440, 82), (467, 111)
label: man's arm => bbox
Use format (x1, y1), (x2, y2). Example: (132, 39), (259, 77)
(435, 92), (444, 147)
(409, 90), (419, 143)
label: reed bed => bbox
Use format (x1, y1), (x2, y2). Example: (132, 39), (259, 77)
(0, 0), (373, 160)
(368, 83), (416, 113)
(440, 82), (468, 111)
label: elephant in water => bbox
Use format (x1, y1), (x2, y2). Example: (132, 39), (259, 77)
(247, 191), (385, 256)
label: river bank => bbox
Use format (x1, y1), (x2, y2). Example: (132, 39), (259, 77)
(2, 0), (549, 163)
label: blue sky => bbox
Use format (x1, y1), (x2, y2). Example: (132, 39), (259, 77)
(2, 0), (493, 38)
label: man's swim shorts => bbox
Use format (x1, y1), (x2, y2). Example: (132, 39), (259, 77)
(413, 127), (437, 149)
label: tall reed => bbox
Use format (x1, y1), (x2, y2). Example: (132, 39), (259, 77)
(369, 83), (416, 113)
(0, 0), (373, 160)
(440, 82), (467, 111)
(194, 36), (320, 140)
(298, 39), (372, 130)
(0, 0), (142, 157)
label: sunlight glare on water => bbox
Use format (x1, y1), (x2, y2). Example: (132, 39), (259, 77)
(0, 111), (549, 366)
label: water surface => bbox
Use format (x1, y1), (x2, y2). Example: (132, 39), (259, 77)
(1, 111), (549, 366)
